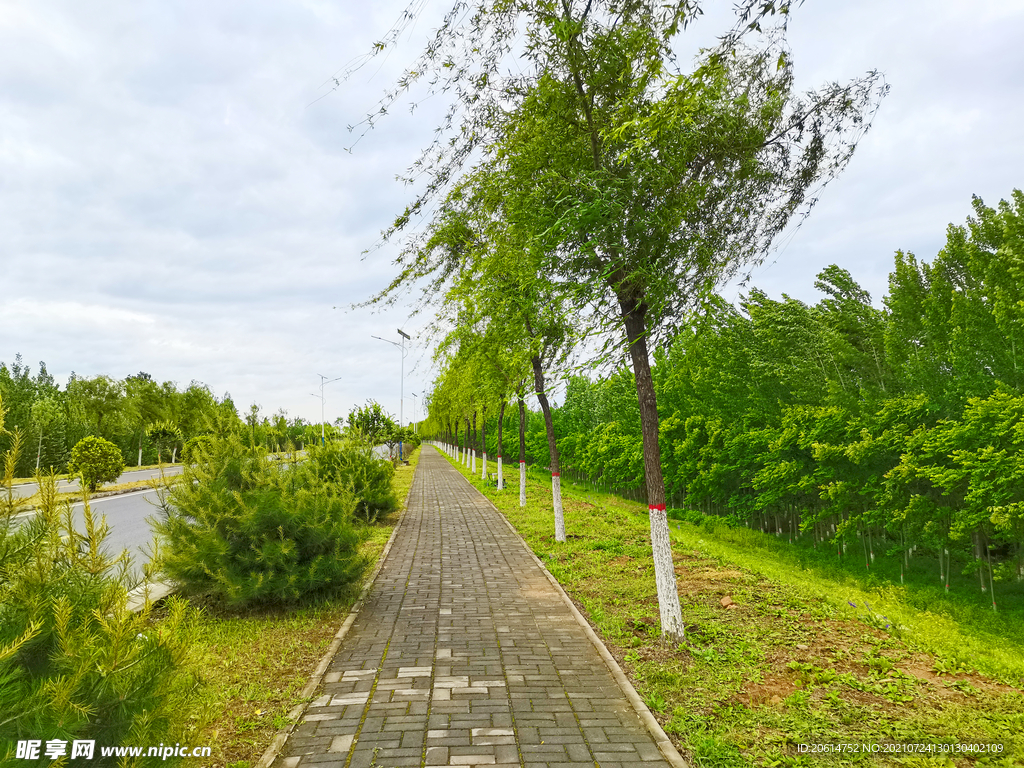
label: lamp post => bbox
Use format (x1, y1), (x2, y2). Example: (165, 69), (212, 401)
(372, 329), (410, 460)
(312, 374), (343, 446)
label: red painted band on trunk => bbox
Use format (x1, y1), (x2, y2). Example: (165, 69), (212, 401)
(497, 455), (502, 458)
(552, 472), (560, 477)
(519, 461), (525, 464)
(648, 503), (667, 511)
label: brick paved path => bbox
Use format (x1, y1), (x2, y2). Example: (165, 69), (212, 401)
(273, 445), (675, 768)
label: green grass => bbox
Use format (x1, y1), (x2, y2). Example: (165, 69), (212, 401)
(441, 453), (1024, 768)
(666, 517), (1024, 684)
(155, 447), (420, 768)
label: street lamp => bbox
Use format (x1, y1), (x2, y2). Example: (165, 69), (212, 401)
(311, 374), (343, 446)
(372, 329), (410, 460)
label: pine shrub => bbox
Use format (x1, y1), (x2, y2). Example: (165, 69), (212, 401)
(181, 435), (212, 464)
(1, 395), (196, 764)
(308, 437), (397, 522)
(67, 435), (125, 491)
(153, 434), (367, 607)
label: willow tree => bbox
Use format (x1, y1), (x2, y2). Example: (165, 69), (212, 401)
(419, 169), (580, 540)
(359, 0), (886, 640)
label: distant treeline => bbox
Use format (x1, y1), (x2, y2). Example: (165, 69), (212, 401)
(435, 191), (1024, 591)
(0, 364), (332, 476)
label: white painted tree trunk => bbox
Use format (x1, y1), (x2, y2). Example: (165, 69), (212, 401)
(519, 461), (526, 507)
(481, 452), (487, 480)
(171, 446), (177, 463)
(553, 473), (565, 542)
(138, 448), (143, 467)
(471, 450), (476, 473)
(497, 456), (503, 490)
(649, 504), (685, 640)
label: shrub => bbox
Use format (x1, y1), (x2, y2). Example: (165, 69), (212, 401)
(1, 395), (196, 763)
(152, 435), (367, 606)
(68, 435), (125, 491)
(308, 437), (397, 522)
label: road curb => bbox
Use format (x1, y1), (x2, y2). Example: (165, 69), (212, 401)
(252, 460), (417, 768)
(126, 580), (177, 613)
(440, 446), (690, 768)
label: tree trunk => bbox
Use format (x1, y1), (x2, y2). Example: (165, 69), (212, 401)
(619, 292), (685, 641)
(518, 394), (527, 508)
(481, 405), (487, 480)
(974, 530), (986, 592)
(472, 411), (478, 473)
(531, 354), (564, 542)
(497, 400), (506, 489)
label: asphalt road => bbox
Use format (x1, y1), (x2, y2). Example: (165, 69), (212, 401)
(9, 465), (185, 498)
(12, 448), (396, 581)
(69, 487), (167, 577)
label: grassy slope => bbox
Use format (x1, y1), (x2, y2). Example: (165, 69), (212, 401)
(165, 448), (420, 768)
(440, 451), (1023, 768)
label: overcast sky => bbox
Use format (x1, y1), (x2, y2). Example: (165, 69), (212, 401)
(2, 0), (1022, 424)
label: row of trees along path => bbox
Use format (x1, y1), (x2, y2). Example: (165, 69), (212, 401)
(353, 0), (887, 640)
(422, 187), (1024, 611)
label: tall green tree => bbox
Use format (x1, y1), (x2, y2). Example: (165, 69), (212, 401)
(410, 163), (582, 536)
(886, 191), (1024, 412)
(69, 375), (125, 437)
(361, 0), (886, 639)
(125, 372), (168, 466)
(29, 396), (62, 472)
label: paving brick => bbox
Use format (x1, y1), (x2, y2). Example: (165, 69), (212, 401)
(272, 447), (673, 768)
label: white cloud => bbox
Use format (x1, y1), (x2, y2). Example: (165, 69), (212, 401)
(3, 0), (1022, 421)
